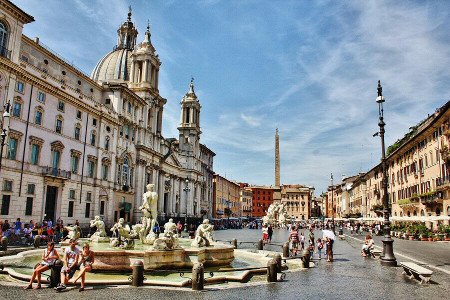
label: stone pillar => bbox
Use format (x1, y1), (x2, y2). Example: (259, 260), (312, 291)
(158, 172), (165, 214)
(155, 69), (159, 89)
(143, 60), (148, 82)
(148, 63), (153, 87)
(129, 61), (135, 82)
(181, 179), (187, 216)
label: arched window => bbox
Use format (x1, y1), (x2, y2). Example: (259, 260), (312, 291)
(0, 21), (8, 57)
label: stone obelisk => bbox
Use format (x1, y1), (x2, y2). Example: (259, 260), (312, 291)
(273, 128), (281, 202)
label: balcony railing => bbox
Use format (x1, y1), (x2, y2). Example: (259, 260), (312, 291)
(42, 166), (71, 179)
(0, 46), (11, 59)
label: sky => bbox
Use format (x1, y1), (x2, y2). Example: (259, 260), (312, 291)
(15, 0), (450, 194)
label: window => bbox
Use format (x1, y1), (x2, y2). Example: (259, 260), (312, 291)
(86, 192), (92, 202)
(104, 137), (110, 150)
(34, 108), (43, 125)
(51, 150), (60, 169)
(85, 202), (90, 218)
(30, 144), (40, 165)
(25, 197), (33, 215)
(37, 91), (45, 103)
(3, 180), (12, 191)
(127, 102), (132, 113)
(100, 200), (105, 215)
(1, 195), (10, 215)
(102, 164), (108, 180)
(7, 138), (17, 159)
(27, 184), (35, 194)
(76, 110), (82, 119)
(90, 131), (96, 146)
(15, 81), (24, 93)
(68, 201), (74, 217)
(69, 189), (75, 199)
(55, 117), (63, 134)
(74, 125), (81, 140)
(105, 98), (111, 105)
(12, 101), (22, 117)
(57, 101), (65, 112)
(88, 160), (95, 178)
(71, 155), (79, 173)
(0, 21), (9, 56)
(92, 118), (97, 126)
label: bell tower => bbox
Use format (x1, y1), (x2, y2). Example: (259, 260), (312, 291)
(178, 78), (201, 155)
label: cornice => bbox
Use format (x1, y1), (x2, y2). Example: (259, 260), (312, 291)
(0, 57), (120, 126)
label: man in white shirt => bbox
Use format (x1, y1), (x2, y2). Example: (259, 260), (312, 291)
(56, 239), (80, 291)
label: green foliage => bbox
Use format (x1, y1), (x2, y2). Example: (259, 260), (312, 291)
(398, 199), (411, 206)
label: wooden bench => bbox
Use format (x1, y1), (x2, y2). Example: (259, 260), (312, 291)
(399, 261), (433, 284)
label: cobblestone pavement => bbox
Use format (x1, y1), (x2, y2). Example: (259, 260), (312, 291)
(344, 230), (450, 273)
(0, 228), (448, 300)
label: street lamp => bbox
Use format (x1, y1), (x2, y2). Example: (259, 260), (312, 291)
(0, 100), (11, 173)
(183, 178), (190, 232)
(330, 173), (335, 233)
(375, 80), (397, 266)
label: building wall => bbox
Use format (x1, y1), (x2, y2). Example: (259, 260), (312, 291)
(0, 1), (215, 227)
(250, 187), (274, 217)
(212, 174), (240, 218)
(280, 185), (312, 221)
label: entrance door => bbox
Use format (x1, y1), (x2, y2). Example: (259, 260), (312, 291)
(45, 186), (58, 221)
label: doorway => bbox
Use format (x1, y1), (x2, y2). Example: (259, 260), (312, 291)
(45, 186), (58, 221)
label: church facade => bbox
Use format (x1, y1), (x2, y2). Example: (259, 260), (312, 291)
(0, 1), (215, 227)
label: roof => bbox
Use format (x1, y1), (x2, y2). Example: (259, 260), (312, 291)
(91, 49), (132, 82)
(1, 0), (34, 24)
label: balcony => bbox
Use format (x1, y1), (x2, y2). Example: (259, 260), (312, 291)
(42, 166), (71, 179)
(0, 46), (11, 59)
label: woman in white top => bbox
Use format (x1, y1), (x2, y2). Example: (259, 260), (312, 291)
(25, 241), (59, 289)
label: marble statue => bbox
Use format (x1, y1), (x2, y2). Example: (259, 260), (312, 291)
(263, 202), (290, 226)
(110, 218), (134, 249)
(191, 219), (214, 247)
(139, 183), (158, 244)
(89, 215), (108, 242)
(152, 218), (180, 251)
(64, 224), (81, 241)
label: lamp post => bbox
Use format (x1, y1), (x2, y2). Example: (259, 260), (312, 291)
(330, 173), (335, 233)
(183, 178), (190, 232)
(375, 80), (397, 266)
(0, 100), (11, 174)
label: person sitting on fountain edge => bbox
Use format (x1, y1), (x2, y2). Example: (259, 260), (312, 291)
(56, 238), (80, 291)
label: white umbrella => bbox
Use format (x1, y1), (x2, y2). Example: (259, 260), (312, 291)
(322, 229), (336, 240)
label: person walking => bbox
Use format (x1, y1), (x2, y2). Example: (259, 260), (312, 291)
(317, 238), (323, 260)
(289, 226), (299, 256)
(267, 225), (273, 243)
(262, 224), (269, 244)
(300, 232), (305, 250)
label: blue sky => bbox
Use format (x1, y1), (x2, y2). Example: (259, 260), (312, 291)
(15, 0), (450, 194)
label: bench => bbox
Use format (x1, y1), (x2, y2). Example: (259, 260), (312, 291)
(399, 261), (433, 284)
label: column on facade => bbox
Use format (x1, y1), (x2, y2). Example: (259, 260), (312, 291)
(158, 172), (165, 214)
(169, 176), (175, 216)
(129, 61), (135, 82)
(142, 60), (148, 82)
(152, 67), (156, 87)
(181, 179), (187, 216)
(148, 63), (153, 87)
(155, 69), (159, 89)
(133, 161), (145, 220)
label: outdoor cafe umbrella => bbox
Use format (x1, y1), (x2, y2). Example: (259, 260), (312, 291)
(322, 229), (336, 240)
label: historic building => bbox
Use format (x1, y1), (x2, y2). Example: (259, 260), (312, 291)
(0, 1), (214, 227)
(327, 101), (450, 226)
(280, 184), (313, 221)
(239, 183), (252, 218)
(250, 186), (275, 217)
(212, 174), (240, 218)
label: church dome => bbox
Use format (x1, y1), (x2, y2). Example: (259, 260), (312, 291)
(90, 49), (131, 82)
(90, 7), (137, 83)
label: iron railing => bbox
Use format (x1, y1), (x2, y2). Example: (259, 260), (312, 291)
(42, 166), (71, 179)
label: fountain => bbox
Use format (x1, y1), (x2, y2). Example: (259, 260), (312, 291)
(262, 202), (290, 226)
